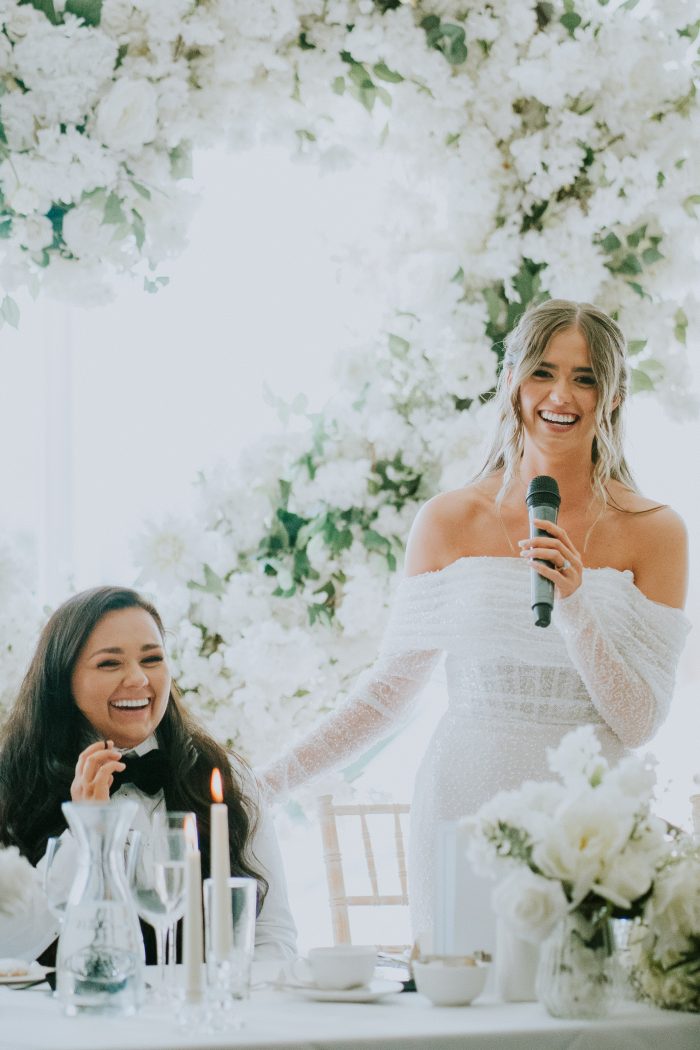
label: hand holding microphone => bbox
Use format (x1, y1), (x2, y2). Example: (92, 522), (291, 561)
(521, 476), (583, 627)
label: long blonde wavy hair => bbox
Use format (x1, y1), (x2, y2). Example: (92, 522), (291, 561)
(475, 299), (637, 506)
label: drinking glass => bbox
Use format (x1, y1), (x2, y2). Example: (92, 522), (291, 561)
(43, 835), (71, 922)
(160, 812), (198, 995)
(130, 816), (189, 999)
(203, 876), (256, 1026)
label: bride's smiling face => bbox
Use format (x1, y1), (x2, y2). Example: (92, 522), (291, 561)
(70, 607), (171, 750)
(517, 326), (601, 450)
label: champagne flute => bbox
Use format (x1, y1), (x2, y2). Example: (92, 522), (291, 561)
(131, 821), (188, 999)
(160, 812), (198, 995)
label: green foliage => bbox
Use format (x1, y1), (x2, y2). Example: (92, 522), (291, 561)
(601, 226), (665, 298)
(483, 258), (548, 360)
(675, 309), (688, 345)
(560, 1), (583, 37)
(143, 275), (169, 293)
(103, 193), (126, 226)
(169, 142), (193, 180)
(420, 16), (468, 65)
(65, 0), (103, 25)
(0, 296), (20, 328)
(368, 455), (422, 504)
(188, 563), (226, 596)
(339, 52), (392, 113)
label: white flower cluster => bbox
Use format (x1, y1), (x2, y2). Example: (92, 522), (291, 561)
(463, 726), (668, 943)
(631, 842), (700, 1012)
(2, 2), (699, 770)
(129, 1), (699, 768)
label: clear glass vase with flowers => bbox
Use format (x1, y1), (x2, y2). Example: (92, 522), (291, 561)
(462, 726), (670, 1019)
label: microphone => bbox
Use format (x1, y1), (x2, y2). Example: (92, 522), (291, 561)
(525, 475), (561, 628)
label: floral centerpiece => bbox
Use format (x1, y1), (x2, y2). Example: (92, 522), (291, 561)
(463, 726), (669, 1018)
(630, 838), (700, 1012)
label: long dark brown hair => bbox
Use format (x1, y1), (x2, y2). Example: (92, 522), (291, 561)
(0, 586), (267, 905)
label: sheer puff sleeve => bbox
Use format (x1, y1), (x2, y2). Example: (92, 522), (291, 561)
(260, 572), (451, 798)
(554, 572), (691, 748)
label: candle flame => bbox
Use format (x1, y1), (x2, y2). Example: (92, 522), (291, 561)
(184, 814), (198, 852)
(210, 767), (224, 804)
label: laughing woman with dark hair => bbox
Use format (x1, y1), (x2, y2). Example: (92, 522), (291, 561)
(0, 586), (296, 962)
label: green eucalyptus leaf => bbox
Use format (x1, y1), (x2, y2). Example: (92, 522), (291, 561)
(683, 194), (700, 217)
(132, 210), (145, 251)
(170, 142), (193, 179)
(373, 61), (403, 84)
(641, 246), (663, 266)
(103, 192), (126, 226)
(626, 225), (647, 248)
(65, 0), (102, 26)
(601, 232), (622, 253)
(630, 367), (655, 394)
(616, 253), (643, 276)
(627, 339), (647, 356)
(1, 295), (20, 327)
(674, 308), (688, 345)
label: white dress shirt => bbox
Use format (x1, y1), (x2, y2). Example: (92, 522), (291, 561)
(0, 737), (297, 962)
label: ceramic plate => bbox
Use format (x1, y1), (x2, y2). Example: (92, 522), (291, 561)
(290, 978), (403, 1003)
(0, 962), (53, 986)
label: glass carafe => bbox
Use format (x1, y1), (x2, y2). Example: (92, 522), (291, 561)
(57, 800), (145, 1015)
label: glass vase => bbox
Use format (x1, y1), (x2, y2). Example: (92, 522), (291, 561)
(57, 800), (145, 1016)
(536, 909), (617, 1019)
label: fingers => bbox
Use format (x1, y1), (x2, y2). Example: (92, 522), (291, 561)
(71, 741), (125, 802)
(519, 520), (583, 597)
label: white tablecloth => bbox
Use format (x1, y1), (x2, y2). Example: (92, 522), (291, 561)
(2, 985), (699, 1050)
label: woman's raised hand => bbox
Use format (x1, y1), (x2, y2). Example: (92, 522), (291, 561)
(70, 740), (126, 802)
(518, 518), (583, 599)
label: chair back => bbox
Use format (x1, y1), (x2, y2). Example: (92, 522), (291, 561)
(317, 793), (410, 952)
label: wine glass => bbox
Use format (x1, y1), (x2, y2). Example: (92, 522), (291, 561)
(130, 817), (189, 999)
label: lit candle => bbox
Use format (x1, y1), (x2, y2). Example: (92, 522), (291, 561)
(210, 768), (233, 958)
(183, 815), (204, 1002)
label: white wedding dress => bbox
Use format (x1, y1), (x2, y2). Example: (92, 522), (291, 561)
(267, 557), (690, 946)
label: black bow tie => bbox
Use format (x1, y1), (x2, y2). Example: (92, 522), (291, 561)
(110, 750), (168, 796)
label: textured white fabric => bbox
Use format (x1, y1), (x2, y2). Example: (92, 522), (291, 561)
(264, 557), (689, 944)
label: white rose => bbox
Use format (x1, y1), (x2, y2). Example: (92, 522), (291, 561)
(533, 791), (635, 903)
(595, 848), (654, 910)
(14, 214), (54, 252)
(492, 870), (568, 944)
(61, 201), (117, 261)
(95, 78), (158, 153)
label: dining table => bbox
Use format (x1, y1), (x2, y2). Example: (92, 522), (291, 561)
(2, 974), (699, 1050)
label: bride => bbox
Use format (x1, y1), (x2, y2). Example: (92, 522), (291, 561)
(263, 298), (690, 948)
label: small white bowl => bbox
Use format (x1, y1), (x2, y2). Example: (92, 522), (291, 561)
(413, 958), (489, 1006)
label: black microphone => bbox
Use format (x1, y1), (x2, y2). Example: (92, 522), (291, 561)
(525, 475), (561, 628)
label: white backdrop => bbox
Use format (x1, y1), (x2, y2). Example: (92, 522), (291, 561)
(1, 145), (698, 949)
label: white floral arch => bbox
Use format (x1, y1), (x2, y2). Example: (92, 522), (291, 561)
(1, 1), (699, 766)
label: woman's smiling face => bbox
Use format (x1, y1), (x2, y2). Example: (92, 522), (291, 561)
(518, 325), (600, 451)
(70, 606), (171, 750)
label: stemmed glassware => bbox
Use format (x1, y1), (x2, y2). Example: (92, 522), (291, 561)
(130, 811), (195, 1000)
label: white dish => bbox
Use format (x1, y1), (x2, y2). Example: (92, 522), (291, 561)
(289, 977), (403, 1003)
(0, 962), (53, 986)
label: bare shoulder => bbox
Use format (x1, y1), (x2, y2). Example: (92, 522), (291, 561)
(608, 484), (688, 608)
(404, 481), (494, 576)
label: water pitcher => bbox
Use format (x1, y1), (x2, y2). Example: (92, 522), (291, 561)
(57, 800), (144, 1015)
